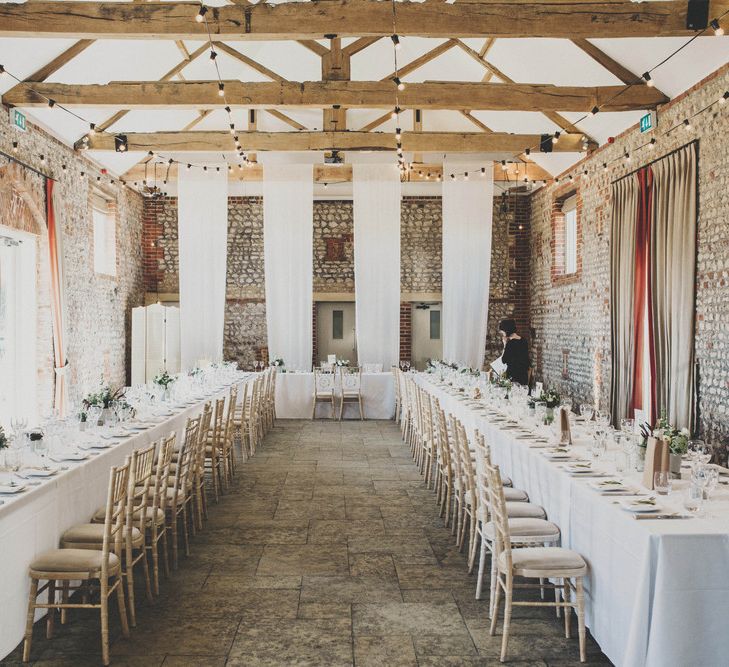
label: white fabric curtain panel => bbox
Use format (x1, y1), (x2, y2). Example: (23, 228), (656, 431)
(353, 163), (401, 369)
(177, 167), (229, 369)
(442, 162), (494, 369)
(263, 163), (314, 371)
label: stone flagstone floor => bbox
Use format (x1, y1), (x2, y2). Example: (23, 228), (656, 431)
(6, 419), (611, 666)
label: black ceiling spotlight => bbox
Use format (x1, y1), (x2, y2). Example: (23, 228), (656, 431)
(114, 134), (128, 153)
(686, 0), (709, 30)
(539, 133), (554, 153)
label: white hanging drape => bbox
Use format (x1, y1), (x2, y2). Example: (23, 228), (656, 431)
(177, 167), (228, 369)
(263, 163), (313, 371)
(442, 162), (494, 369)
(353, 164), (401, 370)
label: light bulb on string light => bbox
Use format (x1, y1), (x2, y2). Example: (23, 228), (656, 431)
(464, 172), (469, 181)
(187, 163), (192, 170)
(218, 82), (225, 97)
(210, 49), (217, 61)
(589, 106), (599, 117)
(391, 106), (401, 120)
(552, 131), (560, 144)
(720, 91), (729, 104)
(624, 152), (631, 162)
(710, 18), (724, 36)
(229, 123), (236, 135)
(196, 4), (208, 22)
(391, 34), (400, 50)
(683, 118), (692, 131)
(395, 127), (402, 141)
(47, 98), (56, 108)
(12, 141), (18, 153)
(648, 138), (657, 149)
(643, 72), (654, 87)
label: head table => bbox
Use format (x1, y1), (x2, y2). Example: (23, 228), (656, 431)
(415, 373), (729, 667)
(0, 373), (252, 661)
(275, 371), (395, 420)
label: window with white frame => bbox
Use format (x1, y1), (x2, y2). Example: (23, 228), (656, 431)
(0, 226), (38, 428)
(562, 195), (578, 275)
(91, 193), (116, 276)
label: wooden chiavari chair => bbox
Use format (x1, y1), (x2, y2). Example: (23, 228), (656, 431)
(63, 445), (155, 626)
(392, 366), (402, 424)
(205, 398), (226, 503)
(23, 462), (131, 666)
(433, 401), (454, 526)
(312, 367), (337, 420)
(338, 366), (364, 421)
(167, 417), (199, 569)
(472, 432), (558, 615)
(486, 462), (588, 663)
(192, 403), (212, 529)
(220, 386), (237, 487)
(232, 380), (250, 462)
(148, 433), (175, 594)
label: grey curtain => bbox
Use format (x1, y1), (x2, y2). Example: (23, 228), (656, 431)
(609, 175), (639, 425)
(650, 144), (697, 431)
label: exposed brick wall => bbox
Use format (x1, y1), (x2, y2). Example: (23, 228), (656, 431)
(0, 111), (145, 414)
(528, 63), (729, 459)
(399, 302), (412, 364)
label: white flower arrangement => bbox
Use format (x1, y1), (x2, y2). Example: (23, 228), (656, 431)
(271, 358), (285, 367)
(335, 359), (350, 367)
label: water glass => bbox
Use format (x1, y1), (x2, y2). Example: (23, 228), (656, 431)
(620, 418), (635, 434)
(683, 485), (704, 515)
(615, 450), (628, 473)
(654, 471), (672, 495)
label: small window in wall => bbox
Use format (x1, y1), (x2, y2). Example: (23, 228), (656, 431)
(429, 310), (441, 340)
(91, 192), (116, 276)
(562, 195), (578, 276)
(332, 310), (344, 339)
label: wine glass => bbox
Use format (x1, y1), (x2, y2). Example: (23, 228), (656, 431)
(579, 403), (594, 423)
(620, 418), (635, 434)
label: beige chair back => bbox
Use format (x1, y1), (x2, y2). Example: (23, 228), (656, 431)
(340, 366), (362, 394)
(485, 462), (512, 571)
(128, 444), (156, 535)
(101, 461), (131, 582)
(152, 432), (176, 517)
(314, 368), (336, 396)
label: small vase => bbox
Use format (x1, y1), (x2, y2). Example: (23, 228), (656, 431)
(669, 453), (682, 478)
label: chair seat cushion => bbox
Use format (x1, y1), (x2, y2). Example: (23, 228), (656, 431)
(61, 523), (144, 549)
(483, 518), (560, 542)
(505, 502), (547, 519)
(499, 546), (587, 577)
(503, 487), (529, 502)
(30, 549), (120, 576)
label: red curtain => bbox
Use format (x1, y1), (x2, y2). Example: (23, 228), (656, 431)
(630, 167), (656, 423)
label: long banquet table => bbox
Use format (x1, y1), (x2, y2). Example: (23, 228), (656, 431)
(416, 373), (729, 667)
(0, 374), (251, 661)
(275, 371), (395, 419)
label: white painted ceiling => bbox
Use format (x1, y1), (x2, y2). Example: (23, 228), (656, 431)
(1, 1), (728, 179)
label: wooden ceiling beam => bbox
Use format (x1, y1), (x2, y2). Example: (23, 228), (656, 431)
(9, 80), (667, 112)
(342, 36), (381, 58)
(21, 39), (95, 83)
(123, 160), (551, 184)
(82, 129), (588, 153)
(2, 1), (725, 40)
(381, 39), (458, 82)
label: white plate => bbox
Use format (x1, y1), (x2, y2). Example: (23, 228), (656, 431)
(565, 463), (595, 473)
(622, 500), (660, 513)
(589, 479), (628, 493)
(0, 483), (27, 494)
(23, 467), (59, 477)
(50, 452), (90, 462)
(80, 441), (114, 450)
(542, 449), (573, 460)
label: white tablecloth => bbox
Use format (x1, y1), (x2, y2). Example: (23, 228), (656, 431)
(417, 375), (729, 667)
(0, 374), (251, 661)
(275, 372), (395, 420)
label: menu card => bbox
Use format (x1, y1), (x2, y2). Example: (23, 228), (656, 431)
(642, 437), (669, 489)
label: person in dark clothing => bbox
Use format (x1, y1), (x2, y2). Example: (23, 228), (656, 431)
(499, 319), (530, 386)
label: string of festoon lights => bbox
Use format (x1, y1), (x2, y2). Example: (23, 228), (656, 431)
(0, 6), (727, 192)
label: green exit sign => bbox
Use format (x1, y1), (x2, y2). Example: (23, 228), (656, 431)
(640, 111), (656, 134)
(10, 108), (27, 132)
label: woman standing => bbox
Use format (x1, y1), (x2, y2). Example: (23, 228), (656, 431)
(499, 318), (530, 386)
